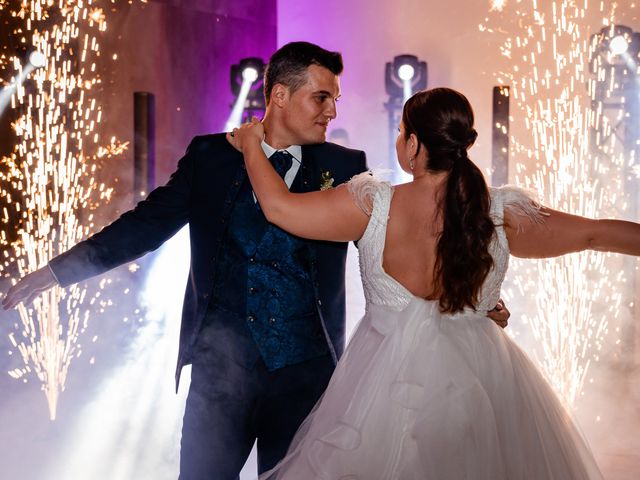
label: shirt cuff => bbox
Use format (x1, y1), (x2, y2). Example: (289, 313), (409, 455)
(47, 263), (61, 286)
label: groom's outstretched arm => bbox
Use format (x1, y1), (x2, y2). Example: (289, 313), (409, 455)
(3, 136), (202, 309)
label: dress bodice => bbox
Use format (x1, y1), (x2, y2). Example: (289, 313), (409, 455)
(348, 172), (540, 314)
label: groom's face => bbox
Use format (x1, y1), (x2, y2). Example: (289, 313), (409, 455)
(281, 64), (340, 145)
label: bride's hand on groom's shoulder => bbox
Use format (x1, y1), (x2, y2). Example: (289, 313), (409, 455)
(226, 117), (264, 153)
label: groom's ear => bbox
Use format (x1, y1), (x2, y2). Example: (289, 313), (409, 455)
(271, 83), (289, 108)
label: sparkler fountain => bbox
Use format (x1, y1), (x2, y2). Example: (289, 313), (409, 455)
(0, 0), (130, 420)
(482, 0), (638, 407)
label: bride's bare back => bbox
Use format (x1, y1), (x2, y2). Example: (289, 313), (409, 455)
(382, 181), (445, 300)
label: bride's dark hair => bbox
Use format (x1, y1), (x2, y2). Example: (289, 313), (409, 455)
(402, 88), (495, 313)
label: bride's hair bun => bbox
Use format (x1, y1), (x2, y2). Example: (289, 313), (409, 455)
(466, 128), (478, 146)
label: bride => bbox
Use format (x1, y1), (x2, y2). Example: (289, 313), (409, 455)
(227, 87), (639, 479)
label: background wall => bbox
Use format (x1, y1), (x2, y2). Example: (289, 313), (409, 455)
(96, 0), (277, 217)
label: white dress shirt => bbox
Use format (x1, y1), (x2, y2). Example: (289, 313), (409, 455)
(254, 141), (302, 202)
(260, 140), (302, 188)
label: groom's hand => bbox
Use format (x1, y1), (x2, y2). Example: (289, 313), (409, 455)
(487, 299), (510, 329)
(2, 266), (58, 310)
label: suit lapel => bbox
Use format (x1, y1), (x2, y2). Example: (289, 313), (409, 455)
(291, 146), (310, 193)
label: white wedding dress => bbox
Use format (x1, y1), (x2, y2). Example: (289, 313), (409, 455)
(261, 173), (604, 479)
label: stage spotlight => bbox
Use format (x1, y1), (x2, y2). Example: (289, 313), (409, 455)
(609, 35), (629, 56)
(230, 57), (265, 101)
(397, 64), (415, 81)
(28, 50), (46, 68)
(590, 25), (640, 69)
(589, 25), (640, 105)
(225, 57), (265, 131)
(0, 50), (46, 117)
(385, 54), (427, 104)
(589, 24), (640, 177)
(242, 66), (259, 83)
(384, 54), (428, 181)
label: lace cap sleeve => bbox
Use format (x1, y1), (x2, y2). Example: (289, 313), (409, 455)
(347, 171), (387, 216)
(492, 185), (547, 225)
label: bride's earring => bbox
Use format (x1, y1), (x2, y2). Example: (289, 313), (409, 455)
(409, 156), (415, 171)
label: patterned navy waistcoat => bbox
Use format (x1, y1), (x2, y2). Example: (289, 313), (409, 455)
(209, 177), (329, 370)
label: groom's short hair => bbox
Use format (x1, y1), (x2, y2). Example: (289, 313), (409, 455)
(264, 42), (343, 105)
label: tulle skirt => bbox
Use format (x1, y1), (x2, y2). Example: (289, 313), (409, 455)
(261, 297), (603, 479)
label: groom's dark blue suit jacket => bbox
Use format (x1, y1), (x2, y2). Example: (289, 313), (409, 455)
(49, 133), (368, 386)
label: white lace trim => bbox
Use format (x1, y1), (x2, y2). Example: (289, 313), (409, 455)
(347, 173), (411, 311)
(481, 186), (546, 310)
(492, 185), (546, 225)
(347, 171), (392, 216)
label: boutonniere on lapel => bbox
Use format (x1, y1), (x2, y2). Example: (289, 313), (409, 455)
(320, 170), (335, 191)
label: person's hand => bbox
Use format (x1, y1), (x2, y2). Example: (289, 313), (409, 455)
(487, 298), (510, 329)
(226, 117), (265, 153)
(2, 266), (58, 310)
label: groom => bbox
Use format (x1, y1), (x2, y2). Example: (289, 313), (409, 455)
(3, 42), (509, 479)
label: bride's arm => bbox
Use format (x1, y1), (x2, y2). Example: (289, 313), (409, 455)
(505, 207), (640, 258)
(227, 123), (369, 242)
